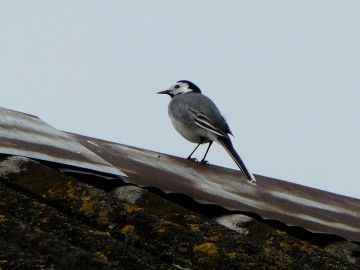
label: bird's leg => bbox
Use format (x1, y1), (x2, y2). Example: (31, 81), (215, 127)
(200, 141), (213, 164)
(187, 137), (205, 161)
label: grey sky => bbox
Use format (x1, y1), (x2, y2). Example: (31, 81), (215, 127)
(1, 2), (359, 198)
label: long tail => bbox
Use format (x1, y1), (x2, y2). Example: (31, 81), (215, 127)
(218, 136), (256, 182)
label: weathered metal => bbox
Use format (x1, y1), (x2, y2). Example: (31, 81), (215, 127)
(0, 107), (126, 177)
(0, 106), (359, 242)
(70, 133), (360, 242)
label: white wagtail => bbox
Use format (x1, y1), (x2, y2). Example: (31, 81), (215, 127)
(158, 80), (256, 183)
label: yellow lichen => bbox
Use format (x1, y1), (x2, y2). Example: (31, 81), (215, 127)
(88, 229), (108, 236)
(121, 225), (135, 235)
(163, 220), (183, 228)
(32, 201), (42, 207)
(41, 217), (48, 223)
(95, 252), (108, 261)
(205, 234), (221, 241)
(0, 215), (6, 222)
(185, 214), (200, 222)
(123, 203), (143, 213)
(98, 209), (111, 224)
(79, 201), (95, 215)
(279, 241), (291, 249)
(279, 240), (319, 253)
(98, 200), (107, 207)
(275, 259), (284, 268)
(156, 227), (166, 234)
(46, 188), (57, 198)
(66, 186), (76, 199)
(299, 242), (320, 252)
(193, 243), (218, 256)
(275, 230), (286, 236)
(227, 252), (237, 260)
(248, 262), (258, 267)
(179, 246), (188, 253)
(190, 224), (200, 232)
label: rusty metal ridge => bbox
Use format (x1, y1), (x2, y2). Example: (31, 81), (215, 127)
(0, 107), (127, 177)
(68, 133), (360, 242)
(1, 106), (358, 242)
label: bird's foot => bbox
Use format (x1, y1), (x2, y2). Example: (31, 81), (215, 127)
(200, 159), (209, 164)
(187, 157), (198, 162)
(248, 178), (257, 185)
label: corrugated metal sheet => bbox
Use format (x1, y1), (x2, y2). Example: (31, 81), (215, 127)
(0, 108), (126, 177)
(0, 107), (358, 242)
(69, 133), (360, 242)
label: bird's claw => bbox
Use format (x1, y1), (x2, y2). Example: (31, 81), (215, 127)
(200, 159), (209, 164)
(248, 179), (257, 185)
(187, 157), (198, 162)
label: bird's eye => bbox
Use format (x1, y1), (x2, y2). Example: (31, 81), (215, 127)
(175, 85), (180, 89)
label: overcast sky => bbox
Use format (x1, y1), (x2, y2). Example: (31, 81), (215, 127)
(1, 2), (359, 198)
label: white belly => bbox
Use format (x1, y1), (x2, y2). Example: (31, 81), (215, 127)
(171, 117), (208, 144)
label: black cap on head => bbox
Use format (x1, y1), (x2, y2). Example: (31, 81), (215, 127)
(177, 80), (202, 93)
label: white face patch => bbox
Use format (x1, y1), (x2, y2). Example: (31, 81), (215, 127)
(168, 82), (193, 96)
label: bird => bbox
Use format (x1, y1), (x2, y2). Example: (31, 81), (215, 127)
(157, 80), (256, 183)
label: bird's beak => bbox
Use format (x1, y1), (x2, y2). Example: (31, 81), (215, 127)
(157, 90), (171, 95)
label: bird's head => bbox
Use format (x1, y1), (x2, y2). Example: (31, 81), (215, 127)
(157, 80), (201, 97)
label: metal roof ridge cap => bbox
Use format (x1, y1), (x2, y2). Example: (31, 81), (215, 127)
(0, 107), (127, 177)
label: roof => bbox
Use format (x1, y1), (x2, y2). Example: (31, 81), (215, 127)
(1, 155), (358, 269)
(0, 106), (359, 268)
(68, 132), (360, 242)
(1, 107), (358, 241)
(0, 107), (126, 177)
